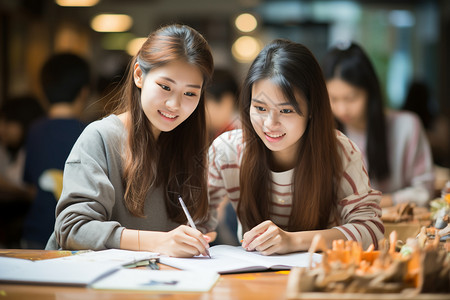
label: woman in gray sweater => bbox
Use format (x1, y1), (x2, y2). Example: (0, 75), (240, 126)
(46, 24), (216, 257)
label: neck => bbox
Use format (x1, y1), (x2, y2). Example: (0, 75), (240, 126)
(346, 119), (366, 133)
(119, 112), (161, 140)
(271, 148), (297, 172)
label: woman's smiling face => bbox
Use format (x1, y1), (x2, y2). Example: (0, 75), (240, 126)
(250, 78), (309, 170)
(134, 59), (204, 139)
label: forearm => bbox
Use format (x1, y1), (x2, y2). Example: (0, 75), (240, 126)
(55, 211), (123, 250)
(120, 227), (213, 257)
(120, 228), (164, 252)
(288, 228), (346, 252)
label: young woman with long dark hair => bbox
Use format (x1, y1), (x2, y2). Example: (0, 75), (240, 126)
(46, 24), (215, 257)
(322, 42), (434, 207)
(209, 39), (384, 255)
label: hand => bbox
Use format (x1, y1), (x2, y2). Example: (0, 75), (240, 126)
(380, 194), (393, 207)
(152, 225), (210, 257)
(241, 220), (292, 255)
(204, 231), (217, 243)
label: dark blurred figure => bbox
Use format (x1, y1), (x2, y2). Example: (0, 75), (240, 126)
(21, 53), (91, 249)
(205, 68), (240, 143)
(402, 81), (433, 129)
(0, 96), (45, 248)
(205, 68), (240, 246)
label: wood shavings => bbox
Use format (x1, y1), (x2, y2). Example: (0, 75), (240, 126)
(287, 231), (450, 297)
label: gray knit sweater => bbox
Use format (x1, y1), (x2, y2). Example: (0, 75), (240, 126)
(46, 115), (217, 250)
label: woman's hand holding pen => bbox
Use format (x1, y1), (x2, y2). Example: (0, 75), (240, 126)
(241, 220), (293, 255)
(152, 225), (211, 258)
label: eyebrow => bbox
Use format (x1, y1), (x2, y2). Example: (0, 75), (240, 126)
(161, 77), (201, 89)
(251, 98), (293, 106)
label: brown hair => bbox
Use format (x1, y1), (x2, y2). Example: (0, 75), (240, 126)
(113, 24), (214, 223)
(238, 39), (342, 232)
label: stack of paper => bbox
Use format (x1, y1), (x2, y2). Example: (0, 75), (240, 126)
(0, 249), (158, 286)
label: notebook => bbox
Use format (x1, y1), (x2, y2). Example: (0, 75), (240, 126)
(91, 269), (220, 292)
(0, 249), (158, 286)
(159, 245), (322, 274)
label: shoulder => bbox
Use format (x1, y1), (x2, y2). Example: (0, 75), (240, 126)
(211, 129), (244, 150)
(335, 130), (364, 166)
(386, 110), (422, 129)
(69, 115), (125, 157)
(335, 130), (361, 155)
(81, 115), (125, 141)
(209, 129), (244, 163)
(385, 110), (427, 145)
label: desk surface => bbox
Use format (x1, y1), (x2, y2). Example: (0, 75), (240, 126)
(0, 249), (290, 300)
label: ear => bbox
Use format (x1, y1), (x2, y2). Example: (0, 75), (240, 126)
(133, 62), (143, 88)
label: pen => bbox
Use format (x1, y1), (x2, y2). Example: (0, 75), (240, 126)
(178, 194), (211, 258)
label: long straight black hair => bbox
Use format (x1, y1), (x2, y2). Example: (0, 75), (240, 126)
(321, 42), (390, 181)
(238, 39), (342, 232)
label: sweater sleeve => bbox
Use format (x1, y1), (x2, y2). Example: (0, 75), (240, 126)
(208, 143), (228, 205)
(54, 122), (124, 250)
(333, 133), (385, 250)
(207, 130), (243, 223)
(391, 113), (435, 206)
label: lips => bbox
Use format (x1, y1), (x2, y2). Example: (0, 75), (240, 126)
(264, 132), (286, 142)
(265, 132), (285, 138)
(158, 110), (178, 120)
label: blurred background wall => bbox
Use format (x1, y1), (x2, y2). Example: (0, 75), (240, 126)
(0, 0), (448, 163)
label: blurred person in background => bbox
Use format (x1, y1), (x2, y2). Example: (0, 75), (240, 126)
(0, 96), (44, 248)
(322, 42), (434, 208)
(402, 80), (450, 194)
(21, 53), (91, 249)
(205, 68), (240, 246)
(205, 68), (240, 143)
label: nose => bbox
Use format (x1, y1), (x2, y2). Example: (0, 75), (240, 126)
(264, 109), (280, 127)
(165, 94), (181, 111)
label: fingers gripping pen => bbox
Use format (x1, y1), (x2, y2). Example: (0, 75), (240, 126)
(178, 195), (211, 258)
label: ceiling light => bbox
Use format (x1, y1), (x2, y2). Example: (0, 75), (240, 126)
(91, 14), (133, 32)
(232, 36), (262, 63)
(235, 13), (257, 32)
(56, 0), (100, 7)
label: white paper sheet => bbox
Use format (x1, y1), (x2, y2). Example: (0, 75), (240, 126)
(91, 269), (220, 292)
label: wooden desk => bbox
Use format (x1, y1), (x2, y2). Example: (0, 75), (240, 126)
(0, 249), (289, 300)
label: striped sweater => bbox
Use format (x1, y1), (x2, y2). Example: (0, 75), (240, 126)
(208, 129), (384, 250)
(344, 110), (435, 206)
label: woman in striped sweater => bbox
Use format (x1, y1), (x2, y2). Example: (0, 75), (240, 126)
(208, 39), (384, 255)
(321, 42), (434, 208)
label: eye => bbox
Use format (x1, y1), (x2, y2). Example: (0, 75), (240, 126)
(158, 84), (170, 91)
(184, 91), (197, 97)
(280, 108), (294, 114)
(254, 106), (266, 112)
